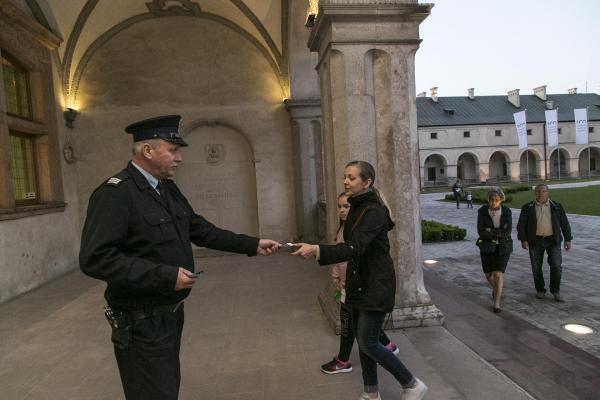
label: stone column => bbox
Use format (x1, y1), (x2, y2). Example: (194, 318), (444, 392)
(286, 99), (323, 242)
(309, 0), (444, 329)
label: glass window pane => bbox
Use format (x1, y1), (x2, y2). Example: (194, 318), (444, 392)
(9, 134), (38, 203)
(2, 53), (31, 119)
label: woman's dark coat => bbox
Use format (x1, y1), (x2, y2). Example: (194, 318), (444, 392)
(477, 205), (513, 254)
(319, 190), (396, 313)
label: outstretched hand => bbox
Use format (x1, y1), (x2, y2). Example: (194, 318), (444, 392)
(257, 239), (281, 255)
(291, 243), (318, 259)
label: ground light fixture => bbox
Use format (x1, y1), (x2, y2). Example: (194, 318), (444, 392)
(424, 259), (438, 265)
(562, 324), (594, 334)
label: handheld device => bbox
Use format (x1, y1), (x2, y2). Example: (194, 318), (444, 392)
(191, 270), (204, 278)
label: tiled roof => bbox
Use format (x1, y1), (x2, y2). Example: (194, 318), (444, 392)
(417, 93), (600, 127)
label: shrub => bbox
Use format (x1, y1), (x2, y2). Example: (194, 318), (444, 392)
(422, 220), (467, 242)
(444, 190), (513, 204)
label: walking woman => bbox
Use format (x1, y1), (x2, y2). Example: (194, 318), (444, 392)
(321, 192), (399, 375)
(476, 189), (513, 313)
(292, 161), (427, 400)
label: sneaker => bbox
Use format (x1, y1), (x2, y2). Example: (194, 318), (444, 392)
(403, 377), (428, 400)
(359, 393), (381, 400)
(321, 357), (352, 374)
(535, 291), (546, 299)
(385, 342), (400, 355)
(553, 292), (564, 302)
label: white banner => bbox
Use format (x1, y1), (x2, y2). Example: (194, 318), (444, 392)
(574, 108), (588, 145)
(545, 109), (559, 147)
(514, 110), (528, 149)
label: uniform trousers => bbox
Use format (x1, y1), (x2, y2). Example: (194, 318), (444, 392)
(114, 304), (184, 400)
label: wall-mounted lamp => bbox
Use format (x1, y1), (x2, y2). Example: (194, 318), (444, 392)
(305, 12), (316, 29)
(63, 107), (78, 128)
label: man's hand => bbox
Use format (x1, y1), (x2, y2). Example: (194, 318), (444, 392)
(291, 243), (318, 259)
(257, 239), (280, 255)
(521, 241), (529, 250)
(564, 241), (571, 251)
(174, 268), (197, 291)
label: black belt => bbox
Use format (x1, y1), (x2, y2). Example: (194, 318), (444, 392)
(123, 302), (183, 321)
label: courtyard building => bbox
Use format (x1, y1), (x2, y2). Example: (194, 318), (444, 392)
(418, 87), (600, 187)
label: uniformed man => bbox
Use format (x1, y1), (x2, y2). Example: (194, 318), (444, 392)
(79, 115), (280, 400)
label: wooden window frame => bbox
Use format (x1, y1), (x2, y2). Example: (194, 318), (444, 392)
(0, 5), (65, 221)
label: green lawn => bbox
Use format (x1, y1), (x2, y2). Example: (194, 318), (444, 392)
(503, 185), (600, 216)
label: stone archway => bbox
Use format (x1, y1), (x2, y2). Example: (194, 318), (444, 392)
(457, 152), (479, 184)
(578, 147), (600, 178)
(549, 148), (570, 179)
(489, 151), (509, 181)
(423, 154), (447, 186)
(519, 150), (539, 180)
(177, 124), (259, 236)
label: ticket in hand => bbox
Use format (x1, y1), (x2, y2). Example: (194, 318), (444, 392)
(280, 242), (300, 252)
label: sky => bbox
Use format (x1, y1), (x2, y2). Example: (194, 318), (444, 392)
(415, 0), (600, 97)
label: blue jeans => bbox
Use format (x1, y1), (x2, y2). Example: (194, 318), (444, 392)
(529, 236), (563, 294)
(351, 308), (414, 389)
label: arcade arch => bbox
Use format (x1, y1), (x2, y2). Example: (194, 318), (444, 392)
(519, 149), (541, 180)
(578, 146), (600, 177)
(489, 151), (510, 181)
(549, 148), (571, 179)
(423, 154), (448, 185)
(456, 152), (479, 184)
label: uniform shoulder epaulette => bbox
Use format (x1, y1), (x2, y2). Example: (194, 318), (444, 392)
(103, 171), (130, 187)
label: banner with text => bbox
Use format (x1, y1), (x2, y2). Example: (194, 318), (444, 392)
(514, 110), (528, 149)
(545, 109), (559, 147)
(574, 108), (588, 145)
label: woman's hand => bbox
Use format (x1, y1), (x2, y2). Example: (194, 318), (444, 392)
(291, 243), (318, 259)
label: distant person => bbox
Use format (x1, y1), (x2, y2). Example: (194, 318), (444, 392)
(466, 191), (473, 208)
(452, 180), (463, 209)
(517, 184), (572, 302)
(476, 190), (513, 313)
(292, 161), (427, 400)
(321, 192), (399, 375)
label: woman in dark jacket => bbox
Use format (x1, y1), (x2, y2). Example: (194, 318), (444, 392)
(477, 189), (513, 313)
(292, 161), (427, 400)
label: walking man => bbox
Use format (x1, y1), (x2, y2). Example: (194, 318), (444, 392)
(517, 184), (572, 302)
(80, 115), (280, 400)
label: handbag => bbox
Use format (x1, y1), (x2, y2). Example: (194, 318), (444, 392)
(476, 239), (497, 253)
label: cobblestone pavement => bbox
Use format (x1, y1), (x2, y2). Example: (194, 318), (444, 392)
(421, 191), (600, 359)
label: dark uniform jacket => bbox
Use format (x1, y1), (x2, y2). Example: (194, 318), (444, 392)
(516, 200), (572, 245)
(80, 162), (259, 310)
(318, 190), (396, 313)
(477, 205), (513, 254)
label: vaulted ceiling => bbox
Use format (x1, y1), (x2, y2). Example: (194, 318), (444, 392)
(14, 0), (289, 106)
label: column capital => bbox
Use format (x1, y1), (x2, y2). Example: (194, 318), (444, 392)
(284, 98), (322, 120)
(308, 1), (432, 52)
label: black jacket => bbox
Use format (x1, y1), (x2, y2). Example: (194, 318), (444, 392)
(318, 190), (396, 313)
(516, 200), (572, 245)
(477, 205), (513, 253)
(79, 162), (259, 310)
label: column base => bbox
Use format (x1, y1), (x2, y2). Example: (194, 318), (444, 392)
(318, 282), (445, 334)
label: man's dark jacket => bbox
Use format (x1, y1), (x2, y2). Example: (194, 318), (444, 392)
(318, 190), (396, 313)
(79, 162), (259, 310)
(516, 200), (572, 245)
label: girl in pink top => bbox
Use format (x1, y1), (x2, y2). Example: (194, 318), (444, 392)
(321, 192), (398, 375)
